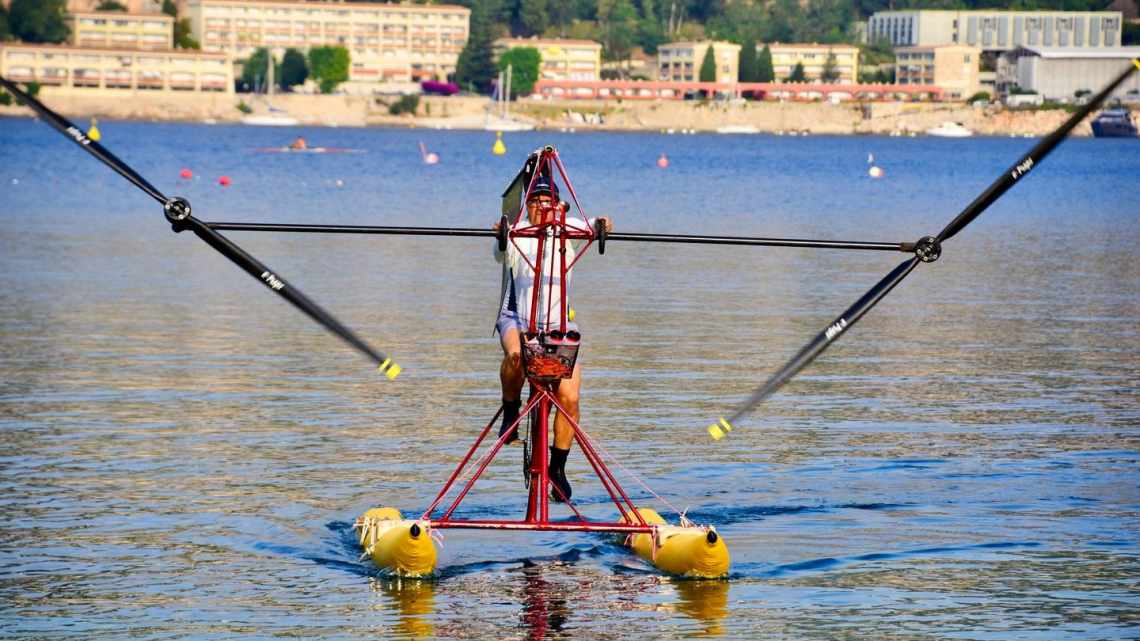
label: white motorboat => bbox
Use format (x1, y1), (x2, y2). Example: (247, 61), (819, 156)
(926, 121), (973, 137)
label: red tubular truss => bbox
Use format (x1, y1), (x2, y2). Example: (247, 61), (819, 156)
(422, 146), (651, 535)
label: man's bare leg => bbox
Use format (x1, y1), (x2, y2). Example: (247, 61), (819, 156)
(498, 328), (524, 442)
(549, 363), (581, 502)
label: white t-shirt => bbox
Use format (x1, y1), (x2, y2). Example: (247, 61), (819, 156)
(495, 217), (592, 332)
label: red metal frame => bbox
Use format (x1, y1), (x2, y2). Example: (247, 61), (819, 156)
(422, 147), (652, 535)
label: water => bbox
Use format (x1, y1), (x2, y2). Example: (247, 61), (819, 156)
(1, 118), (1138, 640)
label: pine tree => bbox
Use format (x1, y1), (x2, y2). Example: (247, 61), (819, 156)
(455, 2), (497, 93)
(738, 39), (758, 82)
(757, 44), (774, 82)
(821, 49), (840, 83)
(8, 0), (69, 44)
(787, 61), (806, 82)
(699, 44), (716, 82)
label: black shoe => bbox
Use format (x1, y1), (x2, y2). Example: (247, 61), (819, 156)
(548, 447), (572, 502)
(498, 399), (521, 444)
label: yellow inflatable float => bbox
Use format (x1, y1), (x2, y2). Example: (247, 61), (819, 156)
(355, 507), (437, 577)
(621, 508), (730, 578)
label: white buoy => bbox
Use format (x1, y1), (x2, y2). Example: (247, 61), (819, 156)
(867, 152), (875, 164)
(869, 166), (884, 179)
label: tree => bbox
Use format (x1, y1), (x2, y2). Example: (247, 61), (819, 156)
(0, 5), (10, 42)
(308, 46), (350, 94)
(698, 44), (716, 82)
(757, 44), (774, 82)
(162, 0), (177, 17)
(174, 19), (199, 49)
(738, 39), (758, 82)
(514, 0), (548, 36)
(8, 0), (69, 44)
(598, 0), (637, 63)
(455, 1), (498, 93)
(821, 49), (839, 83)
(240, 48), (274, 92)
(787, 61), (805, 82)
(497, 46), (540, 99)
(96, 1), (128, 11)
(279, 48), (308, 91)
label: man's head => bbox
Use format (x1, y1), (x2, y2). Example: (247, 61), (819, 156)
(526, 174), (559, 223)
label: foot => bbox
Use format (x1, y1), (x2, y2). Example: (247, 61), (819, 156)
(498, 399), (521, 444)
(548, 447), (572, 502)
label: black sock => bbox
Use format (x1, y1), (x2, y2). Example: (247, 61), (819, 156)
(499, 399), (522, 443)
(548, 447), (572, 502)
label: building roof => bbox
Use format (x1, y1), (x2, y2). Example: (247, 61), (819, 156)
(660, 41), (742, 49)
(0, 41), (227, 58)
(494, 37), (601, 48)
(762, 42), (860, 51)
(897, 44), (981, 52)
(70, 11), (173, 20)
(194, 0), (469, 12)
(1016, 45), (1140, 59)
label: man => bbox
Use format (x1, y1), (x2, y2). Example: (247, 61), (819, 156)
(492, 174), (612, 502)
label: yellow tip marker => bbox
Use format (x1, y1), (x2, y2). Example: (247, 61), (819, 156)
(1133, 58), (1140, 70)
(707, 417), (733, 441)
(379, 358), (402, 380)
(568, 307), (576, 322)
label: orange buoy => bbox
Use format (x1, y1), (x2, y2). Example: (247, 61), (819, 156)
(218, 175), (232, 186)
(656, 153), (669, 169)
(179, 168), (193, 180)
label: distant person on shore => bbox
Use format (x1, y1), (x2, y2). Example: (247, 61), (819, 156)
(289, 136), (308, 151)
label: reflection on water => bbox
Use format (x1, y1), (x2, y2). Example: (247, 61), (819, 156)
(0, 119), (1138, 639)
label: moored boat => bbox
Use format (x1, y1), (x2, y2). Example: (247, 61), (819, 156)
(926, 121), (973, 137)
(1090, 107), (1138, 138)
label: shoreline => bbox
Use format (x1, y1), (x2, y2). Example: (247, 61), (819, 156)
(0, 90), (1109, 137)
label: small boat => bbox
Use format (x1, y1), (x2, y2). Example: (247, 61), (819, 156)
(926, 121), (973, 138)
(715, 124), (760, 134)
(1090, 107), (1137, 138)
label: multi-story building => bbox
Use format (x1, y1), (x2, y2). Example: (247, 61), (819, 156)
(492, 37), (602, 82)
(895, 45), (981, 100)
(186, 0), (470, 90)
(658, 41), (740, 83)
(67, 0), (168, 13)
(0, 42), (233, 93)
(69, 12), (174, 50)
(868, 10), (1123, 51)
(998, 46), (1140, 100)
(765, 43), (859, 84)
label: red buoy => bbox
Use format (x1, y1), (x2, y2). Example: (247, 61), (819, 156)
(656, 153), (669, 169)
(218, 175), (231, 186)
(179, 168), (193, 180)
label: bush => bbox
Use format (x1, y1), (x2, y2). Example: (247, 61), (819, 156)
(23, 81), (40, 97)
(966, 91), (990, 103)
(388, 94), (419, 116)
(0, 90), (11, 106)
(236, 99), (252, 114)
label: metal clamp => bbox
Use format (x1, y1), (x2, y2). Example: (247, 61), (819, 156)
(914, 235), (942, 263)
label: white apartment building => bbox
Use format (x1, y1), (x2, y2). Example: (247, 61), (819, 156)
(186, 0), (469, 90)
(868, 10), (1123, 51)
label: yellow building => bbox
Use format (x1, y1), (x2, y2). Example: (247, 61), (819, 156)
(187, 0), (470, 89)
(0, 42), (233, 93)
(896, 44), (981, 99)
(69, 12), (175, 50)
(658, 41), (741, 83)
(493, 37), (601, 82)
(764, 43), (859, 84)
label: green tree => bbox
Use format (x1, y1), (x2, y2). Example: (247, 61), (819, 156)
(738, 39), (758, 82)
(279, 48), (308, 91)
(498, 46), (540, 98)
(514, 0), (548, 36)
(95, 1), (128, 11)
(308, 45), (350, 94)
(162, 0), (177, 17)
(173, 18), (199, 49)
(821, 49), (839, 83)
(756, 44), (774, 82)
(787, 61), (806, 82)
(0, 5), (11, 42)
(8, 0), (69, 44)
(598, 0), (637, 63)
(455, 1), (497, 93)
(240, 48), (274, 91)
(698, 44), (716, 82)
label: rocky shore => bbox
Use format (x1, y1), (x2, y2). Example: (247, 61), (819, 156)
(0, 89), (1105, 137)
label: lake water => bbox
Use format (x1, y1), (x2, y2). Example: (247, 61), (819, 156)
(1, 118), (1138, 640)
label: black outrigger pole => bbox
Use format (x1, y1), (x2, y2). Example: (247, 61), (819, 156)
(0, 76), (402, 380)
(205, 222), (917, 254)
(707, 57), (1140, 440)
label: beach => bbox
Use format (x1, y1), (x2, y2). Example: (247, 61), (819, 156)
(0, 89), (1099, 136)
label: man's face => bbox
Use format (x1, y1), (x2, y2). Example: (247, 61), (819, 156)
(526, 194), (556, 224)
